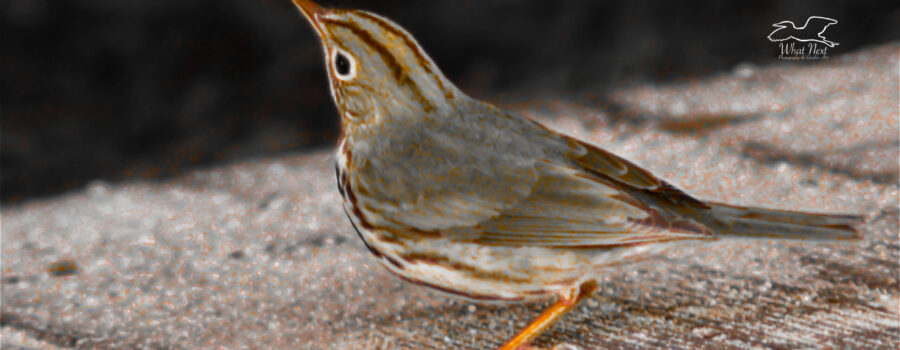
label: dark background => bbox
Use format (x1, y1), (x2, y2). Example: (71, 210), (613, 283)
(2, 0), (898, 202)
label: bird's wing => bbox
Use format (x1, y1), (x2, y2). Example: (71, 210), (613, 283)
(446, 136), (715, 247)
(348, 110), (546, 233)
(569, 138), (710, 210)
(354, 110), (713, 246)
(808, 16), (838, 26)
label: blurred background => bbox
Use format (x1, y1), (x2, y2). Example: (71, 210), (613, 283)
(2, 0), (898, 203)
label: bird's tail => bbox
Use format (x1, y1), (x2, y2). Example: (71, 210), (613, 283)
(706, 202), (863, 241)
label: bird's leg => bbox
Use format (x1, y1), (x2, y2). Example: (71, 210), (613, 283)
(498, 280), (599, 350)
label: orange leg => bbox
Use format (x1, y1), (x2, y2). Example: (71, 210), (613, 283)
(498, 280), (599, 350)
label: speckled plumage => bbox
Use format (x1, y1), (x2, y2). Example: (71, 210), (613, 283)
(291, 1), (863, 348)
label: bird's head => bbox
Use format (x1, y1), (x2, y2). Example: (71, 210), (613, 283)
(292, 0), (461, 126)
(771, 21), (792, 29)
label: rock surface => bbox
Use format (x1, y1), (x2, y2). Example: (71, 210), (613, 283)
(3, 44), (898, 349)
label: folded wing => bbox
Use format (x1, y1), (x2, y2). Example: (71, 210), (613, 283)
(455, 157), (715, 247)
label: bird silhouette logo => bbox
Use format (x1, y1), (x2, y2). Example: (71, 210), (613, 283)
(768, 16), (839, 47)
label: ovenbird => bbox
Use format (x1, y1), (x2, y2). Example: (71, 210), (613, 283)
(290, 1), (862, 348)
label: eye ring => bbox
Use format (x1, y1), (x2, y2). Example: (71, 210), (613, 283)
(332, 49), (356, 81)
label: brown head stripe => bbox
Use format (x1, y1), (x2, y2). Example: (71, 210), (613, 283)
(323, 18), (435, 112)
(355, 12), (455, 101)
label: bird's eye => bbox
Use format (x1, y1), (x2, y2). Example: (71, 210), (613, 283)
(335, 54), (349, 75)
(332, 49), (355, 80)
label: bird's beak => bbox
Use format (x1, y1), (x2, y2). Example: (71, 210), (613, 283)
(292, 0), (327, 38)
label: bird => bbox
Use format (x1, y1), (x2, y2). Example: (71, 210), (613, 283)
(768, 16), (840, 48)
(289, 1), (862, 348)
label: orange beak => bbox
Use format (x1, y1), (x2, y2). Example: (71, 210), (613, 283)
(292, 0), (327, 38)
